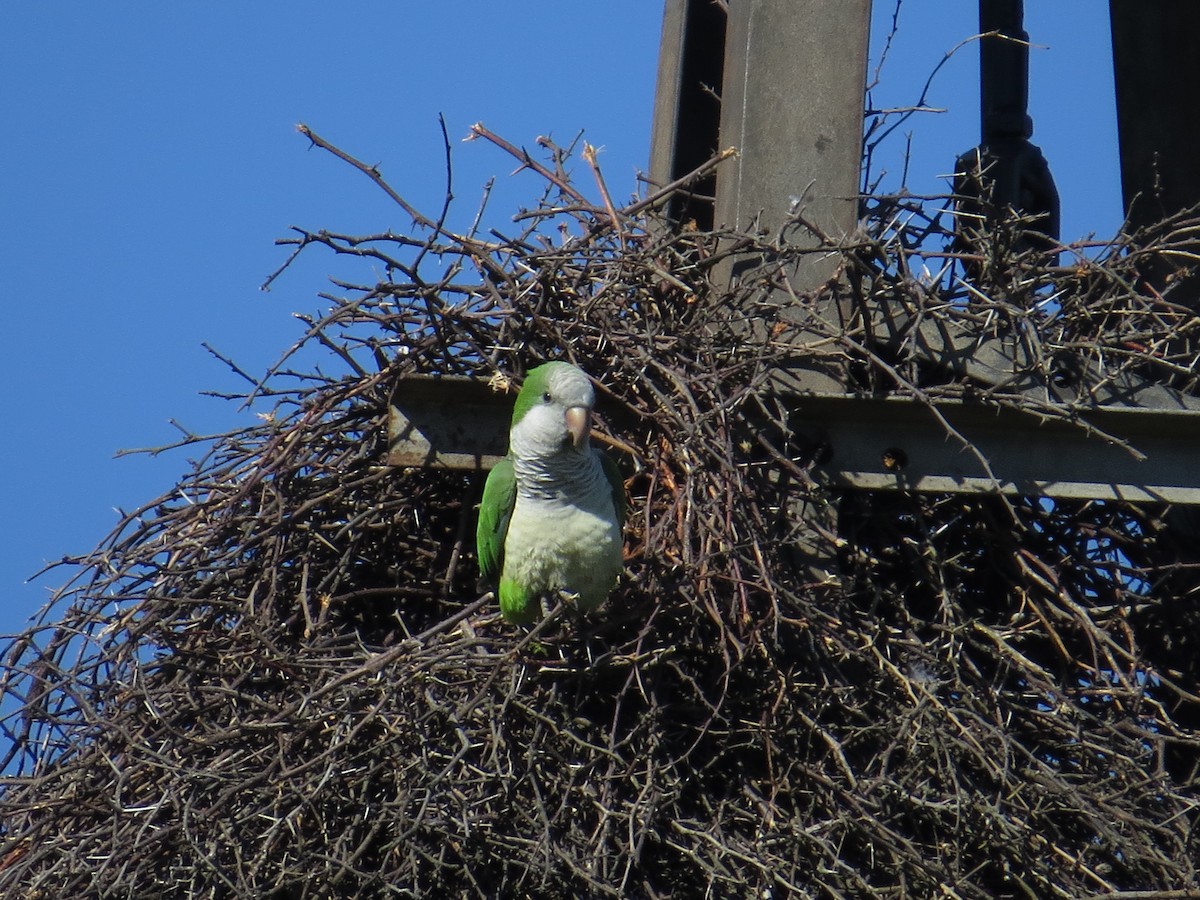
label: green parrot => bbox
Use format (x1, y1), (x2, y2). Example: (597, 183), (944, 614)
(476, 361), (626, 624)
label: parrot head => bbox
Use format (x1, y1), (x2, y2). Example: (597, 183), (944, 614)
(509, 361), (595, 459)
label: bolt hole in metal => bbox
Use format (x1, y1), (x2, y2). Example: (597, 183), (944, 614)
(1050, 352), (1081, 388)
(882, 447), (908, 472)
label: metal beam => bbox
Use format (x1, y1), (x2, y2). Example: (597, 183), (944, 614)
(1109, 1), (1200, 234)
(388, 375), (508, 470)
(715, 0), (871, 287)
(388, 375), (1200, 505)
(796, 393), (1200, 504)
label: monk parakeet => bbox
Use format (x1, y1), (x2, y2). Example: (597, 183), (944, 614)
(476, 361), (626, 624)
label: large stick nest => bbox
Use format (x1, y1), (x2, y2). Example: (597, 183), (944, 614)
(1, 124), (1199, 898)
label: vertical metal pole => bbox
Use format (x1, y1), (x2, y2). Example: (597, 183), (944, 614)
(1109, 2), (1200, 237)
(715, 0), (872, 290)
(650, 0), (871, 287)
(650, 3), (873, 580)
(648, 0), (727, 229)
(719, 1), (872, 577)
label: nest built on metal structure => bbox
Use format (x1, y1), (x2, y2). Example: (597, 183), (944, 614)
(1, 120), (1199, 898)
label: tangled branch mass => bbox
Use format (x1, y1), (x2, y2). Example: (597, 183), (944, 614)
(1, 124), (1198, 897)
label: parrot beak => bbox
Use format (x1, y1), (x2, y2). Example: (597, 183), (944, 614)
(564, 406), (591, 450)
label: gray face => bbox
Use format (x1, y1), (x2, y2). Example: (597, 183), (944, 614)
(511, 364), (595, 459)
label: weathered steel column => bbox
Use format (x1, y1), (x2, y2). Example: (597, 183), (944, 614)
(650, 0), (871, 284)
(1109, 1), (1200, 236)
(650, 0), (872, 410)
(652, 2), (872, 579)
(715, 0), (872, 289)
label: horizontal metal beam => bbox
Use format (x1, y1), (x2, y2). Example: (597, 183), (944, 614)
(389, 374), (1200, 504)
(797, 393), (1200, 504)
(388, 375), (509, 470)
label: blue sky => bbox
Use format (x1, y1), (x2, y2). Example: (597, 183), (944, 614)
(1, 2), (1118, 633)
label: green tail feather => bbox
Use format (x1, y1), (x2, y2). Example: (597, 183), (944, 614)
(498, 578), (538, 625)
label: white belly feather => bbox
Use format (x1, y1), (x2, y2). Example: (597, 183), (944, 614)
(503, 487), (622, 611)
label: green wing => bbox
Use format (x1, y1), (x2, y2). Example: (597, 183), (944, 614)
(476, 457), (516, 584)
(600, 451), (626, 528)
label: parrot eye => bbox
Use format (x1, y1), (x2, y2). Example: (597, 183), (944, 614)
(542, 391), (553, 403)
